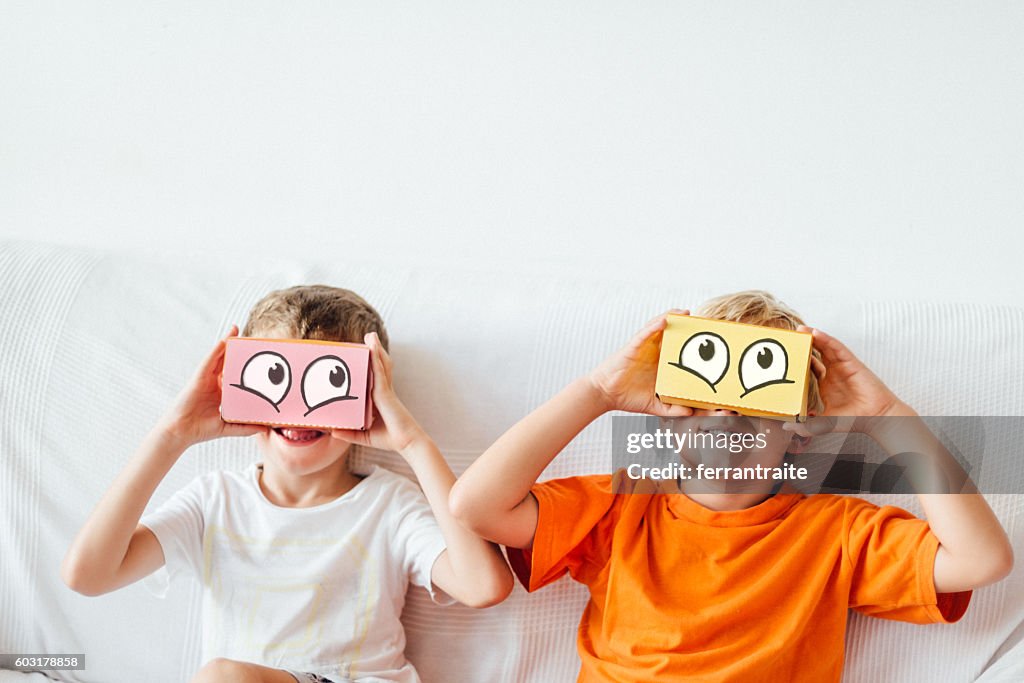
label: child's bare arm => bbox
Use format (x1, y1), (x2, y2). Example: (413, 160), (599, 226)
(869, 402), (1014, 592)
(61, 430), (183, 595)
(786, 327), (1013, 594)
(449, 312), (692, 550)
(331, 333), (514, 608)
(404, 437), (513, 609)
(451, 377), (607, 550)
(61, 327), (263, 596)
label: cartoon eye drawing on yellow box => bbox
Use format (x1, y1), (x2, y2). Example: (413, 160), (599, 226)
(738, 339), (793, 396)
(669, 332), (730, 391)
(656, 315), (812, 421)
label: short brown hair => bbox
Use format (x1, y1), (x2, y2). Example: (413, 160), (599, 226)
(242, 285), (389, 350)
(696, 290), (824, 415)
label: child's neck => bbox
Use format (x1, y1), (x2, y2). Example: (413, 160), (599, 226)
(683, 491), (773, 512)
(679, 479), (786, 511)
(258, 459), (362, 508)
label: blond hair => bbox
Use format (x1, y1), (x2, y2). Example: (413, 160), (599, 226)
(242, 285), (389, 350)
(695, 290), (824, 415)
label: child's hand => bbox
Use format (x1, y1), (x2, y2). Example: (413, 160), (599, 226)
(330, 332), (427, 454)
(586, 311), (694, 418)
(158, 326), (266, 449)
(783, 326), (912, 437)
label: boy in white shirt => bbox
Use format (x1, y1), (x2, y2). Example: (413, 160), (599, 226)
(62, 285), (512, 683)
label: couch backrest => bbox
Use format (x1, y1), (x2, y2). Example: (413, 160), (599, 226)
(1, 240), (1021, 682)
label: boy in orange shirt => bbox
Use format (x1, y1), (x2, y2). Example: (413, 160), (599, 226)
(450, 291), (1014, 682)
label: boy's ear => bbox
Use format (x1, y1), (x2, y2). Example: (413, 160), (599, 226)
(788, 432), (812, 453)
(788, 408), (817, 453)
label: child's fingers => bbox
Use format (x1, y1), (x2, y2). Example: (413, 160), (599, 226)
(638, 313), (665, 330)
(638, 309), (689, 333)
(633, 309), (690, 347)
(797, 326), (831, 380)
(363, 332), (382, 370)
(222, 423), (266, 438)
(650, 401), (693, 418)
(330, 428), (369, 447)
(780, 421), (815, 438)
(187, 325), (240, 387)
(371, 333), (394, 374)
(782, 416), (839, 437)
(364, 332), (391, 387)
(364, 332), (386, 360)
(627, 316), (669, 352)
(194, 338), (229, 381)
(813, 330), (853, 364)
(800, 326), (855, 366)
(809, 355), (827, 381)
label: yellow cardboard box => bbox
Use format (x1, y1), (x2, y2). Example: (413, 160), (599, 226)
(655, 314), (813, 420)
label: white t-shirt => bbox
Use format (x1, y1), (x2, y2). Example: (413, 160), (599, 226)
(141, 463), (451, 683)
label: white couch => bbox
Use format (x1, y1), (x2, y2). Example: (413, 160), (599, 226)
(1, 240), (1022, 682)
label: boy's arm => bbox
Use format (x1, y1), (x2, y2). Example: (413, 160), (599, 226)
(402, 438), (512, 609)
(786, 327), (1014, 594)
(866, 402), (1013, 593)
(449, 312), (692, 550)
(448, 378), (606, 550)
(61, 327), (262, 596)
(331, 333), (514, 609)
(61, 429), (182, 596)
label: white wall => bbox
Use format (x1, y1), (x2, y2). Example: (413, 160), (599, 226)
(2, 2), (1022, 307)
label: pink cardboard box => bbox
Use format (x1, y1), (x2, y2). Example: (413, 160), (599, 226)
(220, 337), (373, 430)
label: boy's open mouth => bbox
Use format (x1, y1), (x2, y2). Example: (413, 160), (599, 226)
(273, 427), (327, 445)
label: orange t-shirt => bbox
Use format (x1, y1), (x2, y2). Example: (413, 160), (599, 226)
(506, 474), (971, 683)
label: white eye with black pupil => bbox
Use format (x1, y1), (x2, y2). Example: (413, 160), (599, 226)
(739, 339), (792, 396)
(302, 355), (357, 415)
(671, 332), (729, 391)
(233, 352), (291, 410)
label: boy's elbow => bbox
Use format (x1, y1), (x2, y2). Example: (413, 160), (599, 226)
(461, 572), (515, 609)
(987, 540), (1015, 584)
(60, 555), (107, 597)
(463, 592), (509, 610)
(448, 480), (486, 534)
(60, 565), (92, 596)
(963, 540), (1015, 590)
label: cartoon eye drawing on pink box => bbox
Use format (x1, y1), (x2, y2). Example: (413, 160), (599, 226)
(232, 351), (293, 410)
(301, 355), (357, 414)
(221, 338), (373, 430)
(232, 352), (357, 415)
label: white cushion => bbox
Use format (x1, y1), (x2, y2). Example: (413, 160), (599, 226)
(0, 240), (1021, 682)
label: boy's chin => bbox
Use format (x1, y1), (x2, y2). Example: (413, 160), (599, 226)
(262, 439), (350, 477)
(259, 429), (348, 466)
(692, 448), (755, 467)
